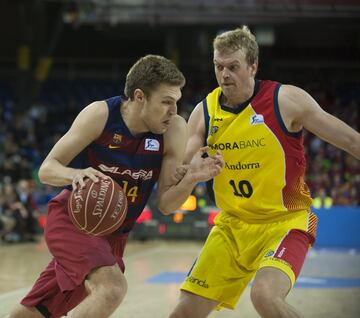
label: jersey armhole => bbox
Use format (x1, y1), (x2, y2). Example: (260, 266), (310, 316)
(202, 98), (216, 204)
(103, 96), (124, 130)
(202, 99), (210, 146)
(274, 83), (302, 138)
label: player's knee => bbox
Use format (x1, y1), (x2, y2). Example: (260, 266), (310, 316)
(104, 283), (127, 307)
(89, 264), (125, 285)
(89, 281), (127, 309)
(250, 279), (274, 310)
(87, 265), (127, 306)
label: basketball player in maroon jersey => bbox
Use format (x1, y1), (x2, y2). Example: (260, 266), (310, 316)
(10, 55), (223, 318)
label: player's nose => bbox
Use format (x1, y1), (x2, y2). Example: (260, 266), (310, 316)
(169, 104), (177, 116)
(222, 69), (230, 79)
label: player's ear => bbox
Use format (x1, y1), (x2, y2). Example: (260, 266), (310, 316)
(250, 60), (258, 77)
(133, 89), (146, 104)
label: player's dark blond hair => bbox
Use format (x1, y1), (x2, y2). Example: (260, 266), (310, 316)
(125, 55), (185, 100)
(213, 26), (259, 65)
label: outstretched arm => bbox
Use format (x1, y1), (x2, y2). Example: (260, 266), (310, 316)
(278, 85), (360, 159)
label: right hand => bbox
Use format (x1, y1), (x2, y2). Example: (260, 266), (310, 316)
(71, 167), (109, 190)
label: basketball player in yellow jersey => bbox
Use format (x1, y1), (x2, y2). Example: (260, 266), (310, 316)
(169, 26), (360, 318)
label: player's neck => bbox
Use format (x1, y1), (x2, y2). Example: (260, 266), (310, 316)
(120, 100), (148, 137)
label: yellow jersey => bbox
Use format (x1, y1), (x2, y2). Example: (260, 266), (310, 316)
(204, 80), (313, 223)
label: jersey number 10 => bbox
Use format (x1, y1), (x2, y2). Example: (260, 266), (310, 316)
(229, 179), (253, 198)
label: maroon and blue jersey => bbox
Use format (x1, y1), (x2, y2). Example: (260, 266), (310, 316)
(68, 96), (164, 234)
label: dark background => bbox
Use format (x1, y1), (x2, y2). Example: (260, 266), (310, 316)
(1, 0), (360, 105)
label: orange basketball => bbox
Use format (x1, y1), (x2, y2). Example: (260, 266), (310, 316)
(68, 178), (128, 236)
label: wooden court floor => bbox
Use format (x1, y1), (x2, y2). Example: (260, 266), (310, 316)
(1, 238), (360, 318)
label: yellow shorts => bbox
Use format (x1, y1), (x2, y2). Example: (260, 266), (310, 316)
(180, 210), (317, 310)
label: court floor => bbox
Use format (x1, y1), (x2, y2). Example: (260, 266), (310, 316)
(1, 238), (360, 317)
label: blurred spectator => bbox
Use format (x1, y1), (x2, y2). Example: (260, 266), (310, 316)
(0, 185), (16, 238)
(16, 179), (40, 238)
(0, 181), (39, 243)
(312, 188), (333, 209)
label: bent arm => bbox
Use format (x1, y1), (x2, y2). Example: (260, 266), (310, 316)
(156, 104), (220, 215)
(279, 85), (360, 159)
(155, 115), (196, 214)
(38, 101), (108, 186)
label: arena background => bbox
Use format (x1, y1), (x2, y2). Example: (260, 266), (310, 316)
(0, 1), (359, 317)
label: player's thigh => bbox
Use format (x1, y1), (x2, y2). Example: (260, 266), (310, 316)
(9, 304), (43, 318)
(258, 213), (314, 287)
(251, 266), (292, 301)
(251, 229), (308, 303)
(252, 222), (313, 306)
(181, 224), (254, 310)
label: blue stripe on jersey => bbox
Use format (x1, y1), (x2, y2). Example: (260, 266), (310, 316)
(202, 99), (215, 204)
(202, 99), (210, 147)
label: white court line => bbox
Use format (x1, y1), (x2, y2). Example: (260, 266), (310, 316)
(0, 245), (164, 302)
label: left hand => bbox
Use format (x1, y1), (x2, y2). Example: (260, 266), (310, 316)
(187, 147), (224, 183)
(172, 164), (189, 184)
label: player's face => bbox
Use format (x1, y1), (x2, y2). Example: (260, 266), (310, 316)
(213, 49), (257, 101)
(141, 84), (182, 134)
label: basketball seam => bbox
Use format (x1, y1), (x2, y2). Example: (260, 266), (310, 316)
(68, 190), (84, 231)
(89, 178), (115, 234)
(96, 192), (127, 236)
(84, 180), (96, 231)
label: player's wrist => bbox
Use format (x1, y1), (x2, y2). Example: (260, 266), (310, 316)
(182, 170), (198, 185)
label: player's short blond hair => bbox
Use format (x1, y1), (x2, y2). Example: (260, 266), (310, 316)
(213, 26), (259, 65)
(125, 55), (185, 100)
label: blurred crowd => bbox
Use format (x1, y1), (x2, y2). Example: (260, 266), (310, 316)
(0, 180), (39, 243)
(0, 81), (359, 243)
(303, 86), (359, 207)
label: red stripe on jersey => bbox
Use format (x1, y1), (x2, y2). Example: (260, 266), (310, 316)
(251, 80), (312, 211)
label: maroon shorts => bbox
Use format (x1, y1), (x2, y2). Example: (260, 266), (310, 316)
(21, 189), (128, 318)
